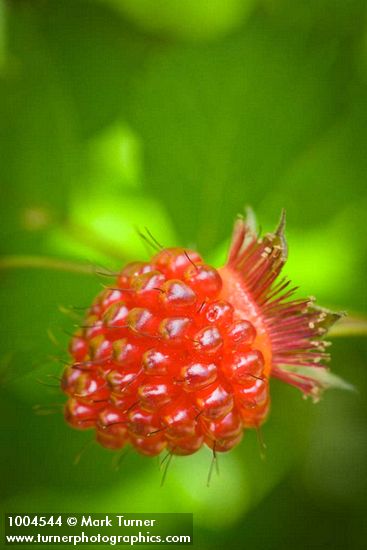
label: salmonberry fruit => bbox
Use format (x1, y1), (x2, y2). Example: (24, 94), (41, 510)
(61, 211), (342, 457)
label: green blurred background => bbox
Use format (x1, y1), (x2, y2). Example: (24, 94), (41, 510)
(0, 0), (367, 548)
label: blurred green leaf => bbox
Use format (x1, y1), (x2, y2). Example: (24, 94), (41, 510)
(0, 3), (79, 253)
(0, 0), (6, 71)
(36, 0), (151, 137)
(126, 17), (350, 252)
(97, 0), (256, 42)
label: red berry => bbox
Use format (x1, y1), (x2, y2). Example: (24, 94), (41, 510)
(65, 398), (104, 429)
(128, 407), (160, 436)
(107, 367), (142, 395)
(168, 433), (204, 456)
(159, 280), (197, 311)
(205, 432), (243, 452)
(159, 316), (191, 346)
(131, 271), (166, 309)
(130, 433), (166, 456)
(142, 348), (176, 376)
(62, 368), (109, 401)
(195, 382), (234, 420)
(61, 213), (341, 458)
(96, 406), (128, 449)
(127, 308), (159, 337)
(69, 331), (88, 362)
(100, 288), (127, 312)
(223, 349), (264, 382)
(112, 339), (142, 367)
(179, 361), (218, 391)
(183, 264), (222, 298)
(152, 248), (202, 278)
(235, 377), (268, 410)
(138, 378), (178, 411)
(192, 326), (223, 356)
(201, 409), (242, 441)
(226, 320), (256, 347)
(201, 300), (234, 327)
(161, 400), (197, 438)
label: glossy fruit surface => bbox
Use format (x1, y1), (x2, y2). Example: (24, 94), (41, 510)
(62, 213), (341, 456)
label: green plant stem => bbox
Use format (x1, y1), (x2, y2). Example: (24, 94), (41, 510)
(0, 255), (96, 275)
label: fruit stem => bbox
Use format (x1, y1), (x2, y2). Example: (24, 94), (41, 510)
(0, 255), (96, 275)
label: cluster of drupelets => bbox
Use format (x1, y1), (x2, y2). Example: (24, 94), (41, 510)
(62, 248), (269, 456)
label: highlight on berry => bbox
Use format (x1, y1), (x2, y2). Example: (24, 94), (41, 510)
(61, 210), (344, 459)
